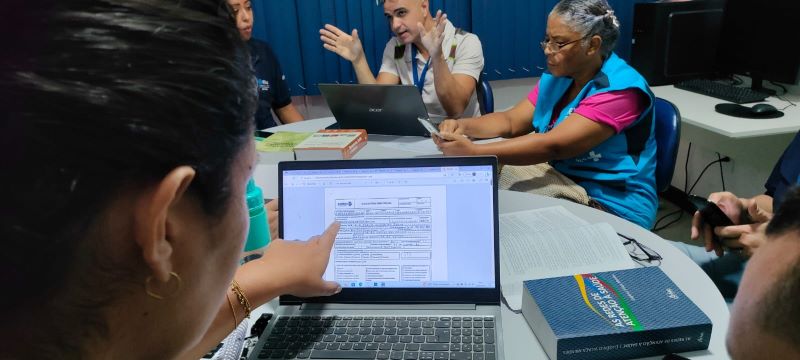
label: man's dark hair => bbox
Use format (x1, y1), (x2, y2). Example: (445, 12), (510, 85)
(766, 186), (800, 237)
(759, 186), (800, 347)
(0, 0), (255, 356)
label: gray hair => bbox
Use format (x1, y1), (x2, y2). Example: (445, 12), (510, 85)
(551, 0), (620, 58)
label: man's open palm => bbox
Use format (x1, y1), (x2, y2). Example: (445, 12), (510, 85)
(320, 24), (364, 62)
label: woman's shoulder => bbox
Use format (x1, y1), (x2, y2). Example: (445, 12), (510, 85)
(584, 88), (647, 105)
(576, 89), (649, 133)
(248, 39), (278, 59)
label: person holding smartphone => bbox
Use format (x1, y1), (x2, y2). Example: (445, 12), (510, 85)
(685, 130), (800, 299)
(725, 186), (800, 359)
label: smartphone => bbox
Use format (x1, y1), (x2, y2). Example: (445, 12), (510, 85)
(417, 117), (440, 137)
(688, 194), (734, 243)
(688, 195), (734, 227)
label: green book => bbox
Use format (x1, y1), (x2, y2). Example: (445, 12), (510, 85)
(255, 131), (313, 162)
(255, 131), (313, 152)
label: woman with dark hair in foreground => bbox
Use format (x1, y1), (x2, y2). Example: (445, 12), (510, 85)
(0, 1), (339, 358)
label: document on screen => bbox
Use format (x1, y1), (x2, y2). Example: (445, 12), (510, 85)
(323, 186), (448, 284)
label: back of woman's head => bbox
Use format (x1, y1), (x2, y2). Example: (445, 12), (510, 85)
(0, 0), (255, 353)
(551, 0), (620, 58)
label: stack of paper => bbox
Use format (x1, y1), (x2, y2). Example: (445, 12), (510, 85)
(500, 206), (636, 311)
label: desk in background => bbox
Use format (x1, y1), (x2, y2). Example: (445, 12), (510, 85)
(652, 85), (798, 197)
(652, 85), (799, 139)
(251, 118), (731, 359)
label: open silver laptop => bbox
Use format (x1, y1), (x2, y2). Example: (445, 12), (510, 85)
(319, 84), (445, 137)
(248, 156), (504, 360)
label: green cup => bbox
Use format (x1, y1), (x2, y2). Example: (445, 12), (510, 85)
(244, 179), (270, 252)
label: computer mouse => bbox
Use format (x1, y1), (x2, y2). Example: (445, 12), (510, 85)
(750, 103), (779, 115)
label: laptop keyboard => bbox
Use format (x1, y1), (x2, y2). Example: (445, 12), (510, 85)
(255, 315), (497, 360)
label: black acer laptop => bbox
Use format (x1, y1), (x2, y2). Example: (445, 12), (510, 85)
(319, 84), (438, 137)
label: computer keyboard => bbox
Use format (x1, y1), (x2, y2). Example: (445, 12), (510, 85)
(255, 315), (497, 360)
(674, 79), (769, 104)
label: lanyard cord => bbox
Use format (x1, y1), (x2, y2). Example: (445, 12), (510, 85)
(395, 31), (460, 94)
(411, 46), (431, 93)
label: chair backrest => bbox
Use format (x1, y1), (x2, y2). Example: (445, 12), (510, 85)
(653, 97), (681, 193)
(477, 75), (494, 115)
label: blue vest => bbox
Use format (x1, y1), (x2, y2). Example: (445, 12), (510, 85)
(532, 53), (657, 228)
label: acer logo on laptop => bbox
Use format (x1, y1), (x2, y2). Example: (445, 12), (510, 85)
(318, 83), (430, 136)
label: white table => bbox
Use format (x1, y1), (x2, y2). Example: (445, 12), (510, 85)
(652, 85), (800, 139)
(251, 119), (731, 359)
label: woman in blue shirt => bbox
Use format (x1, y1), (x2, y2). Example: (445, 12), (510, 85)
(228, 0), (304, 129)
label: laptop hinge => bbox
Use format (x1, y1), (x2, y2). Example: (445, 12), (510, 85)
(299, 303), (477, 311)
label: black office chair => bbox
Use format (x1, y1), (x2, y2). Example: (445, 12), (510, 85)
(653, 97), (681, 193)
(477, 75), (494, 115)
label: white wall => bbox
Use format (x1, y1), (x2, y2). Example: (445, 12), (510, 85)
(671, 129), (794, 199)
(487, 77), (539, 111)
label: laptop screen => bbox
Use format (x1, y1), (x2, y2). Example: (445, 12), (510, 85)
(281, 158), (497, 291)
(318, 84), (431, 137)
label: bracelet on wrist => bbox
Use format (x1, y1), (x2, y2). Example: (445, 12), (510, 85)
(231, 279), (252, 319)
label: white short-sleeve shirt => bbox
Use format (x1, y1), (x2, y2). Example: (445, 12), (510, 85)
(378, 20), (484, 118)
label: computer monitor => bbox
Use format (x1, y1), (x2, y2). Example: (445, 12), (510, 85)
(716, 0), (800, 93)
(630, 0), (725, 86)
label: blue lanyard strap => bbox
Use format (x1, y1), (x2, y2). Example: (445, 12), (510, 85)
(411, 46), (431, 94)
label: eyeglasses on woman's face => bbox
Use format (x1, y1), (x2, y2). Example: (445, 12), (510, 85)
(540, 36), (586, 53)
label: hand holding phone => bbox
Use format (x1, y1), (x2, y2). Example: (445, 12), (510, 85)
(688, 194), (734, 244)
(417, 117), (440, 137)
(688, 195), (735, 227)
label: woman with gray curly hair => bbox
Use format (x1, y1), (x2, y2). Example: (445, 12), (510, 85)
(436, 0), (658, 229)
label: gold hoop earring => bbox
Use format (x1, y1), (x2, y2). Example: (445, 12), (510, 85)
(145, 272), (183, 300)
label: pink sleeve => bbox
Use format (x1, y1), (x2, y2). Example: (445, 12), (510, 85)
(573, 89), (648, 133)
(527, 84), (539, 106)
